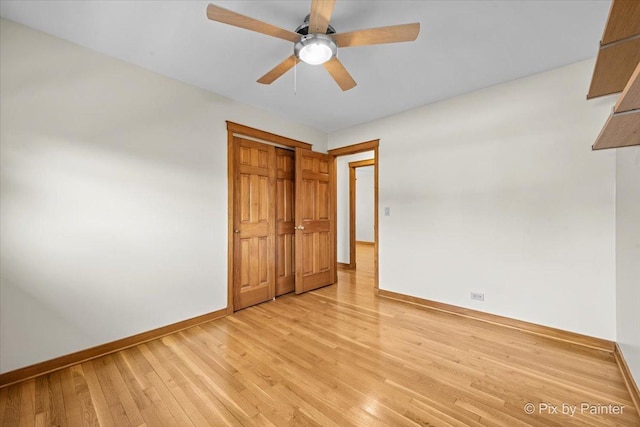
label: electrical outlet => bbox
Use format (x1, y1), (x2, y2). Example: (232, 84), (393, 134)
(384, 207), (390, 216)
(471, 292), (484, 301)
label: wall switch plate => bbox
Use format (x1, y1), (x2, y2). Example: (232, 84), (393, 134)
(384, 207), (390, 216)
(471, 292), (484, 301)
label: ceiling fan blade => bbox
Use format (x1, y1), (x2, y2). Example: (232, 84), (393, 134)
(257, 55), (300, 85)
(309, 0), (336, 34)
(332, 23), (420, 47)
(323, 57), (357, 91)
(206, 4), (300, 42)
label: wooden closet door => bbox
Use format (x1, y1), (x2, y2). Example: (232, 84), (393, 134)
(275, 148), (295, 296)
(233, 138), (276, 310)
(294, 148), (335, 294)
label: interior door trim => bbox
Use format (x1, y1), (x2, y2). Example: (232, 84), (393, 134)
(227, 121), (315, 314)
(226, 121), (312, 150)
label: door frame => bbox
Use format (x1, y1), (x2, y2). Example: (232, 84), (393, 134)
(226, 121), (313, 314)
(328, 139), (380, 293)
(349, 158), (376, 269)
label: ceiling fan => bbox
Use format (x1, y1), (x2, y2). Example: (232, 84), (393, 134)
(206, 1), (420, 91)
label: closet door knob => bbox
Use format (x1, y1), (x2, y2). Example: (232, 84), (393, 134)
(234, 229), (240, 233)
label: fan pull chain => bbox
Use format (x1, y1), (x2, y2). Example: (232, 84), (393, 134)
(294, 60), (297, 95)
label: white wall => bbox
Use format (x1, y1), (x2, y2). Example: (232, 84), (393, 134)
(336, 151), (374, 264)
(615, 146), (640, 386)
(329, 59), (617, 340)
(0, 19), (327, 373)
(356, 166), (375, 242)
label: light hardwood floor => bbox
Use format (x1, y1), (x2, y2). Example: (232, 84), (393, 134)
(0, 243), (637, 426)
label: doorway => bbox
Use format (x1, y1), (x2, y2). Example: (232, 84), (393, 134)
(328, 140), (379, 292)
(349, 159), (375, 273)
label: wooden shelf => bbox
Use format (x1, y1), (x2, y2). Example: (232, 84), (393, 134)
(588, 38), (640, 99)
(587, 0), (640, 99)
(601, 0), (640, 45)
(590, 1), (640, 150)
(593, 62), (640, 150)
(593, 111), (640, 150)
(615, 62), (640, 113)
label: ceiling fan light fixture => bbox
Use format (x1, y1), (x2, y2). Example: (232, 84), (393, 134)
(294, 34), (337, 65)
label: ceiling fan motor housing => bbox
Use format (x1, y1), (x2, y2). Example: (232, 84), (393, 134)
(295, 14), (337, 36)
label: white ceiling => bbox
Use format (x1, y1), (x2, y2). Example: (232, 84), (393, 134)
(0, 1), (610, 132)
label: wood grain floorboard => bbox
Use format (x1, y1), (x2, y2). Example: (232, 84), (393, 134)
(1, 244), (637, 426)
